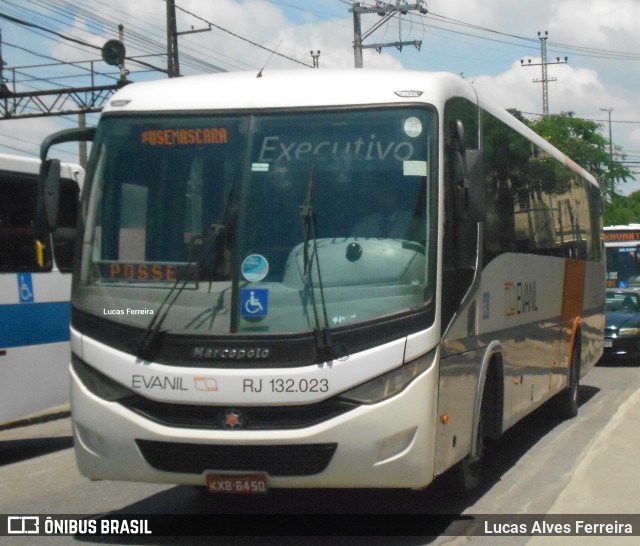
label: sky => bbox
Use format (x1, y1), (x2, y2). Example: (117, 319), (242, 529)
(2, 0), (640, 194)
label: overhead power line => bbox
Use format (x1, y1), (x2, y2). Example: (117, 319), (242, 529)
(423, 10), (640, 62)
(338, 1), (640, 63)
(521, 112), (640, 125)
(174, 3), (314, 68)
(0, 12), (168, 74)
(0, 0), (314, 119)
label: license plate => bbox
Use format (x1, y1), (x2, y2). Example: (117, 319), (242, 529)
(604, 339), (613, 348)
(206, 473), (269, 494)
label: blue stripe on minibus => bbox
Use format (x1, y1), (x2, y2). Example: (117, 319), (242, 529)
(0, 301), (70, 348)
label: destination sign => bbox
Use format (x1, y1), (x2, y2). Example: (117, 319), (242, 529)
(140, 127), (228, 146)
(604, 230), (640, 242)
(94, 262), (198, 283)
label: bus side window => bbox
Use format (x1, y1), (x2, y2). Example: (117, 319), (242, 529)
(442, 97), (481, 330)
(0, 176), (52, 272)
(51, 178), (80, 272)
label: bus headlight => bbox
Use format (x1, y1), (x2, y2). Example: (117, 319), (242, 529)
(71, 354), (133, 402)
(339, 351), (434, 404)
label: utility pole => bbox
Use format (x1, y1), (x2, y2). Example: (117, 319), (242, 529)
(350, 1), (428, 68)
(600, 106), (614, 163)
(310, 50), (321, 68)
(117, 24), (128, 83)
(0, 29), (8, 116)
(166, 0), (180, 77)
(600, 106), (614, 191)
(78, 111), (87, 167)
(352, 4), (364, 68)
(521, 31), (567, 117)
(166, 0), (212, 78)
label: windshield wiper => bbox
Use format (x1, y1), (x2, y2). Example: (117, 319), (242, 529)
(299, 159), (345, 364)
(134, 227), (225, 360)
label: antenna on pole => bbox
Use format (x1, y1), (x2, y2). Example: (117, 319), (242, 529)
(257, 40), (282, 78)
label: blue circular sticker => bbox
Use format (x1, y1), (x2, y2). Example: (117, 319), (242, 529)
(241, 254), (269, 282)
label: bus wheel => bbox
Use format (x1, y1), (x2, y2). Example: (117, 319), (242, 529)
(456, 397), (487, 493)
(560, 339), (581, 419)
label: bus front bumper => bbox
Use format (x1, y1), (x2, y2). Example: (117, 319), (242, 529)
(70, 362), (439, 490)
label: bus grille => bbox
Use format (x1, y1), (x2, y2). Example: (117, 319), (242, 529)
(135, 440), (338, 476)
(122, 397), (357, 430)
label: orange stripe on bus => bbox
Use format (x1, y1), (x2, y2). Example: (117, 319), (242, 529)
(561, 259), (586, 323)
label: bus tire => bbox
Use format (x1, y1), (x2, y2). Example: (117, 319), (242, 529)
(456, 390), (489, 493)
(560, 337), (581, 419)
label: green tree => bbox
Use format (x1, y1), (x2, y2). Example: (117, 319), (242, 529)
(605, 190), (640, 225)
(528, 112), (632, 194)
(521, 111), (634, 224)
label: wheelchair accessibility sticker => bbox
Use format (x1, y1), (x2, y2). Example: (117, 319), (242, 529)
(241, 288), (268, 318)
(18, 273), (35, 303)
(17, 273), (34, 303)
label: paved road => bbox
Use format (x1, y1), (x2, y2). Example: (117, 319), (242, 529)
(0, 361), (638, 545)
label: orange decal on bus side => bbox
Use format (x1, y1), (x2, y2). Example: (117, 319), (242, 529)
(562, 258), (586, 367)
(561, 259), (586, 323)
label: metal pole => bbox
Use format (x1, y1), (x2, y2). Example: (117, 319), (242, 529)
(600, 107), (613, 163)
(600, 107), (614, 193)
(600, 107), (614, 195)
(166, 0), (180, 77)
(78, 111), (87, 168)
(353, 2), (363, 68)
(0, 30), (7, 117)
(539, 32), (549, 117)
(521, 31), (566, 118)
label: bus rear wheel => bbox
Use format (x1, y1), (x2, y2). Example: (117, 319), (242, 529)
(457, 421), (483, 492)
(456, 392), (490, 493)
(559, 338), (581, 419)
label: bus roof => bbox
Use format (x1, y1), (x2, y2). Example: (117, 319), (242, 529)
(0, 152), (84, 186)
(104, 69), (476, 112)
(0, 152), (41, 175)
(103, 68), (598, 188)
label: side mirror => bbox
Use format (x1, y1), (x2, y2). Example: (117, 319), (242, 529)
(40, 127), (95, 162)
(39, 159), (61, 231)
(38, 125), (94, 233)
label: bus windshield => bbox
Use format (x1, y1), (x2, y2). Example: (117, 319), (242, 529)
(606, 246), (640, 288)
(75, 108), (437, 337)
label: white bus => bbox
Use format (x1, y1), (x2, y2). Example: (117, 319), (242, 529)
(0, 153), (83, 425)
(39, 69), (604, 492)
(603, 224), (640, 288)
